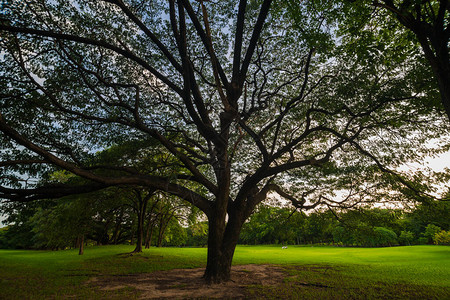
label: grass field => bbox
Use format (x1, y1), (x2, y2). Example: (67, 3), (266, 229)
(0, 245), (449, 299)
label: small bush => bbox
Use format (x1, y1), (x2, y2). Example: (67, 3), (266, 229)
(433, 230), (450, 245)
(373, 227), (397, 247)
(398, 231), (414, 246)
(332, 226), (353, 246)
(416, 237), (428, 245)
(424, 224), (442, 244)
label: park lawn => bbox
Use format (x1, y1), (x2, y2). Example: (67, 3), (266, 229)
(0, 245), (448, 299)
(234, 245), (450, 299)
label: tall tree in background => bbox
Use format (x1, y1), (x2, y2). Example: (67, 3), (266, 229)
(129, 188), (155, 253)
(31, 195), (94, 254)
(0, 0), (447, 282)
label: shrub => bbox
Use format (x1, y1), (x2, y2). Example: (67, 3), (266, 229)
(433, 230), (450, 245)
(398, 231), (414, 246)
(332, 226), (353, 246)
(373, 227), (397, 246)
(423, 224), (442, 244)
(416, 237), (428, 245)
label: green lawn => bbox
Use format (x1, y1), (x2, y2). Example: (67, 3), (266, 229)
(0, 245), (449, 299)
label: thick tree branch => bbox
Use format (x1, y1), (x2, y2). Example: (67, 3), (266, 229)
(239, 0), (273, 87)
(0, 184), (108, 202)
(176, 3), (219, 145)
(179, 0), (230, 90)
(232, 0), (248, 82)
(372, 0), (450, 122)
(0, 113), (215, 211)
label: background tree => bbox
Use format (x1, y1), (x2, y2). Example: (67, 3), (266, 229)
(405, 197), (450, 240)
(423, 224), (442, 244)
(332, 225), (354, 246)
(31, 195), (94, 254)
(128, 188), (155, 252)
(433, 230), (450, 245)
(186, 221), (209, 247)
(398, 230), (414, 246)
(0, 0), (447, 283)
(0, 200), (51, 249)
(88, 188), (132, 246)
(240, 204), (306, 245)
(2, 197), (448, 248)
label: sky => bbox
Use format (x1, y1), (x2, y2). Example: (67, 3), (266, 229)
(412, 150), (450, 195)
(421, 151), (450, 172)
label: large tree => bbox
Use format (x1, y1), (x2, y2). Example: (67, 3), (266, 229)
(0, 0), (447, 282)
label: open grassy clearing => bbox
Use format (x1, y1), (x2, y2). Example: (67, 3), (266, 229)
(0, 245), (448, 299)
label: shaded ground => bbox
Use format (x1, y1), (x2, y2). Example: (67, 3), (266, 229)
(88, 264), (286, 299)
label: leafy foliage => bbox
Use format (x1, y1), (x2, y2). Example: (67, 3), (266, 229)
(433, 230), (450, 245)
(238, 202), (449, 247)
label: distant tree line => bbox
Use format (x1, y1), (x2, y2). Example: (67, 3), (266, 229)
(0, 188), (204, 251)
(239, 200), (450, 247)
(1, 195), (449, 250)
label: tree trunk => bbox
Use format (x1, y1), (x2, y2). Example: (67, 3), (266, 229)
(433, 58), (450, 122)
(389, 3), (450, 122)
(203, 210), (245, 284)
(203, 108), (252, 283)
(419, 34), (450, 122)
(144, 219), (152, 249)
(133, 200), (147, 253)
(133, 214), (143, 252)
(75, 235), (81, 250)
(144, 196), (160, 249)
(157, 213), (174, 247)
(112, 207), (124, 244)
(145, 222), (154, 249)
(133, 190), (152, 253)
(130, 230), (135, 245)
(157, 218), (164, 247)
(78, 234), (84, 255)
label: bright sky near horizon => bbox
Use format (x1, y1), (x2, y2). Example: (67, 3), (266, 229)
(399, 150), (450, 174)
(423, 151), (450, 172)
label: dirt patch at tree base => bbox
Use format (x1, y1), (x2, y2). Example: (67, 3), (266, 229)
(88, 264), (286, 299)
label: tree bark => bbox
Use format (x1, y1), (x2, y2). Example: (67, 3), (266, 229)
(130, 229), (135, 246)
(133, 211), (144, 252)
(415, 28), (450, 122)
(78, 234), (84, 255)
(157, 215), (165, 247)
(157, 212), (174, 247)
(132, 190), (153, 253)
(144, 218), (155, 249)
(112, 207), (124, 244)
(144, 197), (160, 248)
(133, 195), (148, 253)
(203, 209), (245, 283)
